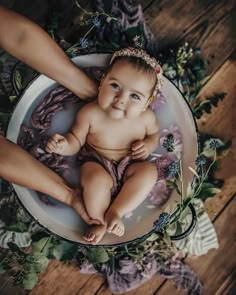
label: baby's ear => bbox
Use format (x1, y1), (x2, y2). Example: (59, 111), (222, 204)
(99, 74), (105, 90)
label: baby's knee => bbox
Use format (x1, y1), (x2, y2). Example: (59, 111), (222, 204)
(142, 161), (158, 181)
(81, 165), (113, 189)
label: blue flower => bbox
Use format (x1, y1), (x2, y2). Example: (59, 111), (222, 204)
(209, 139), (221, 150)
(91, 16), (101, 28)
(195, 154), (206, 166)
(69, 52), (77, 58)
(166, 161), (179, 178)
(162, 134), (174, 151)
(153, 212), (170, 232)
(79, 37), (89, 48)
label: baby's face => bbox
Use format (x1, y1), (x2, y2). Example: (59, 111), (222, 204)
(98, 59), (155, 119)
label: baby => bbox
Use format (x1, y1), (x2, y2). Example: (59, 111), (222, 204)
(46, 48), (163, 244)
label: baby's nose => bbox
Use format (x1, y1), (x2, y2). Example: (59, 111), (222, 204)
(115, 93), (127, 104)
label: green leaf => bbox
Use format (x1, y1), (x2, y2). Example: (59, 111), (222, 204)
(7, 242), (25, 256)
(146, 233), (159, 242)
(6, 222), (28, 233)
(23, 272), (38, 290)
(14, 70), (23, 91)
(166, 180), (181, 195)
(174, 221), (183, 236)
(9, 95), (17, 103)
(25, 252), (49, 273)
(31, 237), (53, 256)
(0, 260), (7, 274)
(188, 167), (199, 179)
(186, 182), (193, 196)
(87, 248), (109, 264)
(203, 138), (224, 158)
(195, 182), (220, 201)
(52, 241), (78, 261)
(31, 231), (50, 242)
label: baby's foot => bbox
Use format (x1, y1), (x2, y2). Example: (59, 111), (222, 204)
(83, 224), (107, 245)
(105, 210), (125, 237)
(70, 188), (100, 225)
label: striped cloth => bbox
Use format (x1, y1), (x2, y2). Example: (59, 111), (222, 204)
(175, 199), (219, 255)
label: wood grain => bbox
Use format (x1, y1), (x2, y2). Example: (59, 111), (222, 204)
(143, 0), (236, 74)
(156, 195), (236, 295)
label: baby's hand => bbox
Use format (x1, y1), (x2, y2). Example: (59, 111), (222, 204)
(131, 140), (149, 160)
(46, 133), (68, 155)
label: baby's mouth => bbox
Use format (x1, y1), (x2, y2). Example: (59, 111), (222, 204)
(112, 105), (124, 111)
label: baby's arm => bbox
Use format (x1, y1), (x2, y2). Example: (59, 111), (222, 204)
(46, 106), (91, 156)
(132, 110), (159, 160)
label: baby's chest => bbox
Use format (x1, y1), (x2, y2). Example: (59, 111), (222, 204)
(89, 121), (146, 146)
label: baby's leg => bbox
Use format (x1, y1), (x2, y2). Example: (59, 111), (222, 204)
(106, 161), (157, 232)
(80, 161), (121, 244)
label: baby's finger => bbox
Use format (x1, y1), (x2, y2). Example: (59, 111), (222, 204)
(132, 150), (147, 160)
(52, 133), (65, 142)
(46, 141), (57, 153)
(132, 148), (144, 156)
(132, 141), (144, 151)
(49, 139), (59, 150)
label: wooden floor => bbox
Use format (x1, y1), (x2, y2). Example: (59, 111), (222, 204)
(0, 0), (236, 294)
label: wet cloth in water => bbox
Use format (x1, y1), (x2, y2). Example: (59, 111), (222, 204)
(77, 143), (133, 197)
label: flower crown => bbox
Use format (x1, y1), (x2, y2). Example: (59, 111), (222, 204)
(110, 47), (163, 98)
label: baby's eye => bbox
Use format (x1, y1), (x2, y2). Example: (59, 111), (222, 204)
(110, 83), (120, 91)
(130, 93), (140, 100)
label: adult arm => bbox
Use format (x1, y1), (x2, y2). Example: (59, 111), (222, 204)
(0, 136), (99, 225)
(0, 6), (98, 100)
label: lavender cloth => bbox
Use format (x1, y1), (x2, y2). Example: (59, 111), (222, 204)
(78, 253), (202, 294)
(78, 143), (133, 197)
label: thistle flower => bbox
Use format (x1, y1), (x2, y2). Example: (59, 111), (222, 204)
(162, 134), (174, 151)
(160, 126), (183, 159)
(195, 154), (206, 166)
(209, 139), (221, 150)
(91, 16), (102, 28)
(153, 212), (171, 232)
(166, 161), (180, 178)
(79, 37), (89, 48)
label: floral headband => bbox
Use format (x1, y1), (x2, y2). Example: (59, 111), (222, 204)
(110, 47), (163, 98)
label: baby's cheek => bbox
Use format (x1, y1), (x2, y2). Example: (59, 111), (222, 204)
(126, 106), (143, 118)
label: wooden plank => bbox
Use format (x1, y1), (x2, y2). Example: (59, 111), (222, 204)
(75, 274), (104, 295)
(196, 51), (236, 220)
(30, 260), (93, 295)
(215, 268), (236, 295)
(144, 0), (235, 74)
(138, 0), (154, 11)
(122, 277), (165, 295)
(155, 194), (236, 295)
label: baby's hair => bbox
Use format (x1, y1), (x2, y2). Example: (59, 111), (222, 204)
(108, 47), (163, 100)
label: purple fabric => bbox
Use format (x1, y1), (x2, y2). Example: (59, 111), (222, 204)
(94, 0), (158, 56)
(77, 254), (202, 294)
(31, 86), (79, 134)
(77, 143), (132, 197)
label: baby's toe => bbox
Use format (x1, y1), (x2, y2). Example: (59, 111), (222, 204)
(83, 231), (95, 241)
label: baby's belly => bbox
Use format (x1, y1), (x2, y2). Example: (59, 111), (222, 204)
(88, 142), (131, 162)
